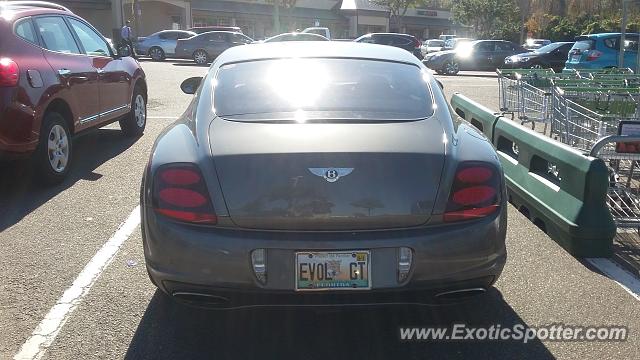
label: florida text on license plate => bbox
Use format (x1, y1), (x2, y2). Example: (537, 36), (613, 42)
(295, 251), (371, 291)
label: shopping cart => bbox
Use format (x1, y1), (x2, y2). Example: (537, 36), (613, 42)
(550, 85), (640, 151)
(590, 135), (640, 229)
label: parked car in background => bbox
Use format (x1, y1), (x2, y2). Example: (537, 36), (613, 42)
(564, 33), (639, 72)
(424, 40), (527, 75)
(175, 31), (253, 64)
(443, 37), (473, 50)
(302, 27), (331, 39)
(0, 1), (147, 184)
(421, 39), (445, 57)
(136, 30), (196, 61)
(523, 38), (552, 50)
(142, 42), (507, 308)
(355, 33), (423, 59)
(187, 26), (242, 34)
(261, 32), (328, 43)
(439, 34), (457, 42)
(505, 42), (574, 72)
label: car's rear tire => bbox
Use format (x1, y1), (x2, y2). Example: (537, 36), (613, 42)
(149, 47), (165, 61)
(34, 112), (72, 185)
(443, 60), (460, 75)
(193, 49), (209, 65)
(119, 86), (146, 137)
(529, 63), (544, 69)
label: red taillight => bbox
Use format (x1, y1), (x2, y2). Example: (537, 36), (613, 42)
(153, 164), (217, 224)
(413, 37), (421, 49)
(443, 163), (500, 223)
(0, 58), (19, 87)
(586, 50), (602, 61)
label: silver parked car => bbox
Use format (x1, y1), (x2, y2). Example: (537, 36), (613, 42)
(136, 30), (196, 61)
(141, 42), (507, 308)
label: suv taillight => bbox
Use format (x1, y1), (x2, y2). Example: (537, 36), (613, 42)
(443, 162), (500, 222)
(413, 37), (421, 49)
(586, 50), (603, 61)
(152, 164), (217, 224)
(0, 58), (19, 87)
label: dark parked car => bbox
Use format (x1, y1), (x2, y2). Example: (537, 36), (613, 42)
(175, 31), (253, 64)
(504, 42), (574, 72)
(136, 30), (196, 61)
(355, 33), (423, 59)
(187, 26), (242, 34)
(0, 1), (147, 184)
(141, 42), (507, 309)
(423, 40), (527, 75)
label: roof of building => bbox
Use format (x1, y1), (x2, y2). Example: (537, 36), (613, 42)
(340, 0), (388, 12)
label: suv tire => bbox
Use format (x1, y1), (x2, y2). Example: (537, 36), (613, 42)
(34, 112), (72, 185)
(120, 86), (146, 137)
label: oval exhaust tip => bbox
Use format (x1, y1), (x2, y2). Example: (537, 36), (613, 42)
(172, 292), (230, 308)
(435, 287), (487, 300)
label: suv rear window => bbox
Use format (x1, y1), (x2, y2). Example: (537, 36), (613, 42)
(214, 58), (434, 121)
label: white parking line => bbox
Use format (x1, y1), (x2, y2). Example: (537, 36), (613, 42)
(586, 258), (640, 301)
(14, 206), (141, 360)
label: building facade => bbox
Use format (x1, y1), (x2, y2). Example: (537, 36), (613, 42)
(56, 0), (469, 41)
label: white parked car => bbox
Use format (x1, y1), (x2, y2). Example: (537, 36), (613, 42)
(421, 39), (445, 56)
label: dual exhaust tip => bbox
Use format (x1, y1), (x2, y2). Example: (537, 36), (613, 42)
(171, 287), (487, 309)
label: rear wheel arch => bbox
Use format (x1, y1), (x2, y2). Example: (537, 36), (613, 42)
(43, 98), (74, 135)
(133, 78), (148, 101)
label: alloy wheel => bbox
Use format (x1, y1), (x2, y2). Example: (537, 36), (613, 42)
(134, 94), (146, 127)
(150, 48), (163, 61)
(194, 50), (208, 64)
(47, 124), (69, 173)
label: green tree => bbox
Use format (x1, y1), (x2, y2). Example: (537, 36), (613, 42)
(371, 0), (427, 31)
(452, 0), (520, 41)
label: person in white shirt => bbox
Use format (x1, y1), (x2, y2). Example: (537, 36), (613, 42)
(120, 20), (136, 58)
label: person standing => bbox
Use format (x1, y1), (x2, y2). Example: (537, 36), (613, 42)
(120, 20), (136, 58)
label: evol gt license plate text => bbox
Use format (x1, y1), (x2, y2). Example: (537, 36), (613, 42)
(295, 251), (370, 291)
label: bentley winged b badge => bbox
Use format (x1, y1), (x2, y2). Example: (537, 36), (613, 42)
(308, 168), (354, 183)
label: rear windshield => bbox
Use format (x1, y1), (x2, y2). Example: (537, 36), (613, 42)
(571, 39), (594, 52)
(214, 58), (434, 121)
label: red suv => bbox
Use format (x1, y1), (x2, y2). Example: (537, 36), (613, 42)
(0, 1), (147, 184)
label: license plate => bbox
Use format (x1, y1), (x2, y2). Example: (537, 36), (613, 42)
(571, 55), (581, 62)
(295, 251), (371, 291)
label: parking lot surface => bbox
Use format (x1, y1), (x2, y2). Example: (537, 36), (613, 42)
(1, 62), (639, 360)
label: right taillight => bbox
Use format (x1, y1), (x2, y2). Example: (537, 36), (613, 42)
(152, 163), (217, 224)
(443, 162), (500, 223)
(0, 58), (19, 87)
(586, 50), (602, 61)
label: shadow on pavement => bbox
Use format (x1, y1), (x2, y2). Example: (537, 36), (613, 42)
(124, 288), (554, 360)
(0, 128), (139, 232)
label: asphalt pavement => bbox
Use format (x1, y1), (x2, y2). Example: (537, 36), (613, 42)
(1, 62), (639, 360)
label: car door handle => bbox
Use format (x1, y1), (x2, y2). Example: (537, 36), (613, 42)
(96, 68), (105, 74)
(58, 69), (71, 76)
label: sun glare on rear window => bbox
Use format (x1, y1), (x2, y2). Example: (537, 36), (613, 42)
(213, 58), (434, 121)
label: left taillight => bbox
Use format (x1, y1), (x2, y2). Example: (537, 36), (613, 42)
(443, 162), (501, 223)
(413, 37), (421, 50)
(0, 58), (19, 87)
(152, 163), (217, 224)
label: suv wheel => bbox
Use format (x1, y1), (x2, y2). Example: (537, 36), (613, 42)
(34, 112), (72, 184)
(193, 50), (209, 65)
(149, 47), (165, 61)
(529, 63), (544, 69)
(120, 86), (146, 137)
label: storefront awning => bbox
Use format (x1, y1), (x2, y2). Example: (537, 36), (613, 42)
(191, 0), (345, 21)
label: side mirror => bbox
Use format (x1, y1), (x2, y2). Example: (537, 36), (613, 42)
(117, 46), (131, 58)
(436, 79), (444, 90)
(181, 76), (203, 94)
